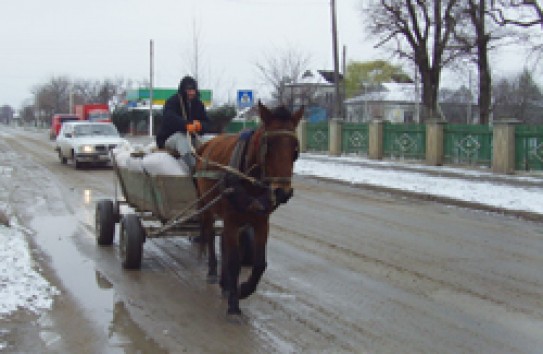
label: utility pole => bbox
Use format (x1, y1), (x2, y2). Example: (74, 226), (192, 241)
(467, 68), (472, 124)
(149, 39), (154, 137)
(414, 67), (420, 123)
(342, 45), (347, 120)
(331, 0), (341, 118)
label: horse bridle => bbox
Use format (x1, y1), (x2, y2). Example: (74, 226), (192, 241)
(248, 128), (299, 186)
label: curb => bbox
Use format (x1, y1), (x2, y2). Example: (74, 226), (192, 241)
(303, 175), (543, 223)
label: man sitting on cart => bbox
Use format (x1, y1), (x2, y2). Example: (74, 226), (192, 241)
(156, 75), (211, 173)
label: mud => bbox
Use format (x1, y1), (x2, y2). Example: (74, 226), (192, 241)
(1, 126), (543, 353)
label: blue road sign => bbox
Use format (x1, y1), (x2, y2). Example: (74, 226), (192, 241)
(237, 90), (254, 109)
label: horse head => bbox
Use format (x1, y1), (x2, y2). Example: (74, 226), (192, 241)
(247, 101), (304, 207)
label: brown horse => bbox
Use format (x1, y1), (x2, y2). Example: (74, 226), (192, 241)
(195, 101), (303, 316)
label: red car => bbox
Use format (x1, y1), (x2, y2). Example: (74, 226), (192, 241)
(50, 114), (80, 140)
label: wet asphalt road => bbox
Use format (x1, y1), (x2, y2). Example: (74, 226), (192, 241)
(2, 126), (543, 353)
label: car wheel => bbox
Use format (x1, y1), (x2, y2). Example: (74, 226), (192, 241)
(120, 214), (144, 269)
(58, 151), (67, 164)
(96, 200), (115, 245)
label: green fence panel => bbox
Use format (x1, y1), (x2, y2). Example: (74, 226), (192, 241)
(224, 121), (259, 133)
(443, 124), (492, 166)
(515, 125), (543, 171)
(306, 122), (329, 152)
(383, 123), (426, 160)
(341, 123), (369, 155)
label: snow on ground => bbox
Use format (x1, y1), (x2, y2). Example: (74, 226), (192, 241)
(0, 215), (59, 320)
(295, 154), (543, 214)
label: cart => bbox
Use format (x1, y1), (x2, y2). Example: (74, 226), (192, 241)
(94, 152), (224, 269)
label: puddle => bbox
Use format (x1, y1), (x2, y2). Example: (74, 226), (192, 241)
(83, 189), (92, 205)
(30, 215), (166, 353)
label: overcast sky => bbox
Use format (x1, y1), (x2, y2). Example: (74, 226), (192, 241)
(0, 0), (536, 109)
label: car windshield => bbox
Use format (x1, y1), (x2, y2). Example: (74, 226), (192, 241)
(73, 124), (119, 137)
(88, 112), (110, 122)
(60, 116), (78, 123)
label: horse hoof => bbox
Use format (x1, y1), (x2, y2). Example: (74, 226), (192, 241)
(226, 310), (243, 324)
(207, 274), (218, 284)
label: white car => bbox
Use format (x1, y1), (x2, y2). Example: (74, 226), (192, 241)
(55, 121), (129, 169)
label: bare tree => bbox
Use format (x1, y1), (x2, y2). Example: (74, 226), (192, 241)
(493, 68), (543, 122)
(254, 46), (311, 107)
(453, 0), (510, 124)
(491, 0), (543, 27)
(490, 0), (543, 60)
(365, 0), (463, 121)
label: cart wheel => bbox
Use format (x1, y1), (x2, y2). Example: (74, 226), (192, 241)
(121, 214), (144, 269)
(96, 200), (115, 246)
(239, 227), (254, 267)
(113, 201), (121, 223)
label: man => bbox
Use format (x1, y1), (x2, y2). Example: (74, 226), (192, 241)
(156, 75), (211, 171)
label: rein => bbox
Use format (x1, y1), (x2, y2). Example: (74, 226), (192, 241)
(189, 127), (299, 188)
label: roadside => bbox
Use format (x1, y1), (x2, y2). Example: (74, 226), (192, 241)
(296, 153), (543, 222)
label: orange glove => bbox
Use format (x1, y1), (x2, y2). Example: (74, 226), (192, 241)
(186, 120), (202, 134)
(186, 123), (197, 133)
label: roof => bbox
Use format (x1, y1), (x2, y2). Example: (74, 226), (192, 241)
(63, 121), (113, 126)
(288, 69), (343, 86)
(345, 82), (419, 104)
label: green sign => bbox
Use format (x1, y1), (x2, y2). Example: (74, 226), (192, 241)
(126, 88), (213, 106)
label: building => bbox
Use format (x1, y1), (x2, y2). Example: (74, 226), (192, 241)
(344, 82), (479, 123)
(0, 105), (14, 124)
(285, 70), (343, 122)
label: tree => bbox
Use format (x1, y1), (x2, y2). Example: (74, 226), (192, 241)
(365, 0), (464, 121)
(491, 0), (543, 27)
(492, 68), (543, 122)
(490, 1), (543, 57)
(345, 60), (412, 98)
(255, 46), (311, 106)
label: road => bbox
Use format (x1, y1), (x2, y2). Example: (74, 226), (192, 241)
(1, 126), (543, 353)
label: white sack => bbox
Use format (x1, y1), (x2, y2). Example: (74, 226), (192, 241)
(142, 152), (189, 176)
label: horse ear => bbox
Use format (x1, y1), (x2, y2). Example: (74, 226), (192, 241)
(258, 100), (272, 125)
(292, 105), (305, 127)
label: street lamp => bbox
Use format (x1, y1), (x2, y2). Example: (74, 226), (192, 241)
(330, 0), (341, 118)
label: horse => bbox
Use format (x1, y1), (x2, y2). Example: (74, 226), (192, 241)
(194, 101), (303, 316)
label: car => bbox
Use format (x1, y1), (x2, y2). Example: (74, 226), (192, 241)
(55, 121), (128, 169)
(49, 114), (80, 140)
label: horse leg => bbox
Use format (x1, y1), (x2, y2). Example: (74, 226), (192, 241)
(223, 222), (242, 315)
(219, 232), (228, 295)
(201, 211), (218, 283)
(239, 219), (269, 300)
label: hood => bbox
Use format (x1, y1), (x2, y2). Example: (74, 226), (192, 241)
(178, 76), (198, 93)
(74, 136), (128, 146)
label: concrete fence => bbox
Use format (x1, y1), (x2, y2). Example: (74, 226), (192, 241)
(296, 119), (529, 174)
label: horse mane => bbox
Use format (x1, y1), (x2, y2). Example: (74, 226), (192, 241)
(270, 106), (293, 121)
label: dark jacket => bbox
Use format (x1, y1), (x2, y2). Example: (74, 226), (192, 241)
(156, 76), (211, 148)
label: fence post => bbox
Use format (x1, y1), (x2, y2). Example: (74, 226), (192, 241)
(329, 118), (343, 156)
(492, 119), (519, 174)
(426, 119), (446, 166)
(297, 119), (307, 153)
(369, 120), (384, 160)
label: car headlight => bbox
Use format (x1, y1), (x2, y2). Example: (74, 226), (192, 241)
(80, 145), (94, 153)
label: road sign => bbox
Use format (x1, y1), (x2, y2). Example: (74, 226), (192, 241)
(237, 90), (254, 109)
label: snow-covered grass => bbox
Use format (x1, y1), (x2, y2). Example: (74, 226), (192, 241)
(294, 154), (543, 214)
(0, 217), (59, 319)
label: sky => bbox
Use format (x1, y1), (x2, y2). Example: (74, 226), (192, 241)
(1, 151), (542, 341)
(0, 0), (537, 109)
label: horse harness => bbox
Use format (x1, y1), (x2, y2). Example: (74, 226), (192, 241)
(194, 127), (299, 213)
